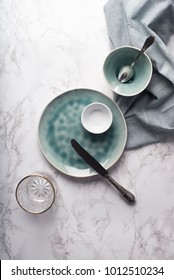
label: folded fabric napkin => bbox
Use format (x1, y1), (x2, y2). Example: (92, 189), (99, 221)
(104, 0), (174, 149)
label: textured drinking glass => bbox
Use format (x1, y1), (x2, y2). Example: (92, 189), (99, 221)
(15, 174), (55, 214)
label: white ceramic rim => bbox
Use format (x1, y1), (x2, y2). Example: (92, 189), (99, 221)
(103, 45), (153, 97)
(81, 102), (113, 134)
(38, 88), (127, 178)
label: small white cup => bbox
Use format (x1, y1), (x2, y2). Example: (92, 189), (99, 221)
(81, 102), (113, 134)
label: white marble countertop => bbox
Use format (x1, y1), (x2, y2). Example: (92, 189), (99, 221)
(0, 0), (174, 260)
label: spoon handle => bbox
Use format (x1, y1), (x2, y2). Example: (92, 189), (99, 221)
(131, 36), (155, 67)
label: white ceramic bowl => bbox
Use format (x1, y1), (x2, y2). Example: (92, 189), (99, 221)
(81, 102), (113, 134)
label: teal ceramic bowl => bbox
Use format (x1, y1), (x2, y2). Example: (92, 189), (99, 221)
(103, 46), (152, 96)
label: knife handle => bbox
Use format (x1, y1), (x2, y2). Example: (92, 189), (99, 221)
(106, 175), (135, 204)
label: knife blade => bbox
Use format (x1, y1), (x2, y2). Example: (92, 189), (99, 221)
(71, 139), (135, 204)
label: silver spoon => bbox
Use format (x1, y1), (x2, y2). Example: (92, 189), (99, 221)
(118, 36), (155, 83)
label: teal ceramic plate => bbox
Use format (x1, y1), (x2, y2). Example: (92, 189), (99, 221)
(38, 88), (127, 177)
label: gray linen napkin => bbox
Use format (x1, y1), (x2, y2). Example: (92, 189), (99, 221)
(104, 0), (174, 149)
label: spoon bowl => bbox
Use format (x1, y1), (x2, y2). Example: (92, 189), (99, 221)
(118, 66), (134, 83)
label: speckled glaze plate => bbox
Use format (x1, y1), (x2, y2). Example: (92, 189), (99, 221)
(38, 88), (127, 177)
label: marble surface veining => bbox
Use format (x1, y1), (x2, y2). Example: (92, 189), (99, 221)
(0, 0), (174, 260)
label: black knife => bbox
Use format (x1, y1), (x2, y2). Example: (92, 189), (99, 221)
(71, 139), (135, 204)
